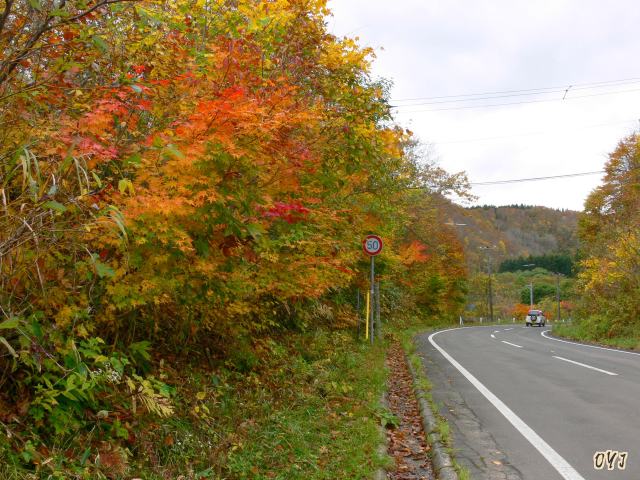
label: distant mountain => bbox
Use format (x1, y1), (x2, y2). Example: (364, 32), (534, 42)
(442, 203), (579, 270)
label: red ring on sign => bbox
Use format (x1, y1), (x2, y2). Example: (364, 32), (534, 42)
(363, 234), (383, 256)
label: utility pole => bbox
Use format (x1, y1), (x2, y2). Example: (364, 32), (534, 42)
(556, 272), (562, 322)
(522, 264), (535, 309)
(488, 258), (494, 323)
(479, 245), (497, 322)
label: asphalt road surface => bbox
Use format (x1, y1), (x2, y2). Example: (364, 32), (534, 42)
(414, 325), (640, 480)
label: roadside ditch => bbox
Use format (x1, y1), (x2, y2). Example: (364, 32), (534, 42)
(380, 339), (464, 480)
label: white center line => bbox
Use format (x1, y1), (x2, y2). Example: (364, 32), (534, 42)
(429, 328), (586, 480)
(552, 355), (618, 376)
(493, 330), (500, 333)
(491, 334), (496, 339)
(502, 340), (523, 348)
(504, 328), (513, 331)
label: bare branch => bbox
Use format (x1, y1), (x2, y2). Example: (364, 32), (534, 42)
(55, 0), (136, 29)
(0, 14), (55, 86)
(0, 0), (137, 87)
(0, 0), (13, 36)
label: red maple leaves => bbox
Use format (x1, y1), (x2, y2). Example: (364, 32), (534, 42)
(263, 202), (311, 223)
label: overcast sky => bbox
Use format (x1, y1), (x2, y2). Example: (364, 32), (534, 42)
(328, 1), (640, 211)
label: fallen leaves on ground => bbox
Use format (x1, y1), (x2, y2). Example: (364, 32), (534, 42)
(385, 343), (434, 480)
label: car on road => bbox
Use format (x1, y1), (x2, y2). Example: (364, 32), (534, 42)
(525, 309), (546, 327)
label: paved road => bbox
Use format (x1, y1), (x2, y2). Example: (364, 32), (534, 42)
(414, 326), (640, 480)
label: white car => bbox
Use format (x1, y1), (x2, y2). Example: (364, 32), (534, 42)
(525, 309), (546, 327)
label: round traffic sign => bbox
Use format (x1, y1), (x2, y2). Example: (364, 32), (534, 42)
(363, 235), (383, 256)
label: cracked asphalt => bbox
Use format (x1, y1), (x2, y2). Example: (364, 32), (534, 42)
(414, 325), (640, 480)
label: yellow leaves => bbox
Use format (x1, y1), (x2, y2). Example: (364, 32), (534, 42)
(237, 0), (296, 34)
(126, 376), (174, 418)
(188, 190), (220, 207)
(134, 236), (147, 246)
(55, 305), (75, 329)
(320, 35), (372, 73)
(118, 179), (135, 196)
(259, 251), (280, 263)
(225, 301), (253, 317)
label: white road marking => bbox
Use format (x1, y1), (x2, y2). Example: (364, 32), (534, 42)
(504, 328), (514, 331)
(552, 356), (618, 376)
(541, 330), (640, 357)
(502, 340), (523, 348)
(491, 334), (496, 339)
(429, 328), (586, 480)
(493, 330), (500, 333)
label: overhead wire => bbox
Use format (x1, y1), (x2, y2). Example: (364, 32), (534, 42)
(470, 171), (604, 186)
(391, 76), (640, 104)
(388, 77), (638, 188)
(392, 87), (640, 113)
(392, 79), (640, 107)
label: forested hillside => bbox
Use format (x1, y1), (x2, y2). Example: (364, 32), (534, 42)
(439, 202), (581, 322)
(443, 203), (579, 268)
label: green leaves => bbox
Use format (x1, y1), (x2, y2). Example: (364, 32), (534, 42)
(129, 340), (152, 366)
(28, 0), (42, 11)
(90, 254), (115, 278)
(0, 317), (19, 330)
(377, 409), (400, 429)
(245, 223), (265, 239)
(43, 200), (67, 213)
(91, 35), (109, 53)
(95, 261), (115, 278)
(163, 144), (185, 160)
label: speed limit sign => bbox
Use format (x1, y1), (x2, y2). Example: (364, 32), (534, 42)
(363, 235), (383, 256)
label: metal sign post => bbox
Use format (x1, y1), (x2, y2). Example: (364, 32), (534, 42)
(362, 235), (383, 344)
(369, 255), (375, 344)
(375, 281), (381, 339)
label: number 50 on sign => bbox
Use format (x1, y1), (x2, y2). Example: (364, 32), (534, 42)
(363, 235), (383, 256)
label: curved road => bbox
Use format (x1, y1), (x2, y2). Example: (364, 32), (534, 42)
(414, 326), (640, 480)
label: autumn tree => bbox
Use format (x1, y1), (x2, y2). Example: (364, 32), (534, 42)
(0, 0), (470, 475)
(576, 132), (640, 338)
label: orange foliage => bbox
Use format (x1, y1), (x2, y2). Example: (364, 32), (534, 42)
(511, 304), (531, 318)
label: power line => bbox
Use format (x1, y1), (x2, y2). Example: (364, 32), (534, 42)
(391, 76), (640, 103)
(391, 79), (640, 108)
(471, 171), (604, 186)
(393, 87), (567, 107)
(392, 87), (640, 113)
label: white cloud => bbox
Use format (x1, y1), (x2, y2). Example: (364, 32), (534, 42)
(328, 0), (640, 210)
